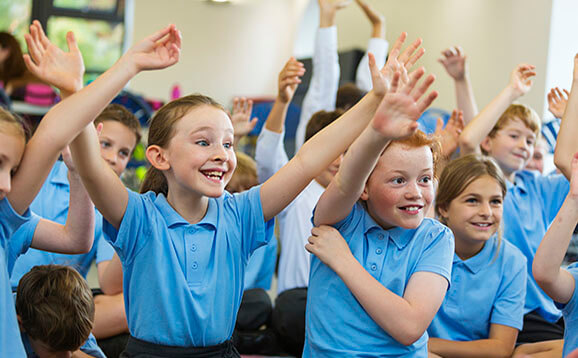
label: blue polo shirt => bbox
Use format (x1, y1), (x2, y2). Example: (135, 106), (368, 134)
(21, 331), (105, 358)
(303, 203), (454, 357)
(503, 170), (569, 322)
(428, 235), (527, 341)
(557, 263), (578, 357)
(0, 198), (33, 357)
(8, 161), (114, 289)
(103, 185), (274, 347)
(244, 234), (277, 290)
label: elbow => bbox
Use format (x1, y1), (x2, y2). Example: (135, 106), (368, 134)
(100, 283), (122, 296)
(458, 135), (476, 154)
(393, 321), (426, 346)
(532, 258), (555, 291)
(554, 147), (570, 174)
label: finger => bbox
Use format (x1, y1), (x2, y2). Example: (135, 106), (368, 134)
(246, 99), (253, 116)
(403, 67), (425, 94)
(563, 89), (571, 98)
(389, 32), (407, 58)
(248, 117), (258, 131)
(233, 97), (239, 113)
(410, 73), (435, 101)
(457, 110), (465, 129)
(389, 71), (401, 93)
(22, 54), (40, 74)
(147, 25), (173, 44)
(24, 34), (42, 64)
(434, 117), (443, 134)
(305, 243), (315, 254)
(455, 46), (463, 57)
(416, 90), (439, 113)
(66, 31), (80, 53)
(405, 47), (425, 69)
(442, 49), (452, 58)
(28, 24), (45, 56)
(399, 37), (423, 64)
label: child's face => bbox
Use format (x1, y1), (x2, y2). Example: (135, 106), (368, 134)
(481, 117), (536, 177)
(439, 175), (503, 246)
(165, 105), (236, 198)
(361, 143), (434, 230)
(525, 137), (547, 174)
(315, 153), (344, 188)
(98, 120), (138, 177)
(0, 127), (25, 200)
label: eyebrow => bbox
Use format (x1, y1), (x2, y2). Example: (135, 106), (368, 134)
(189, 126), (234, 135)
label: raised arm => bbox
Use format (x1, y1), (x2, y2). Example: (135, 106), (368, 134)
(355, 0), (388, 92)
(438, 46), (478, 124)
(459, 64), (535, 156)
(67, 26), (181, 229)
(547, 87), (569, 119)
(30, 148), (95, 254)
(256, 57), (305, 182)
(533, 152), (578, 304)
(260, 33), (425, 221)
(314, 68), (437, 226)
(555, 55), (578, 179)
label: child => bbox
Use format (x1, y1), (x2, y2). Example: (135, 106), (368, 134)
(459, 63), (570, 344)
(304, 69), (451, 357)
(427, 154), (527, 358)
(0, 22), (113, 355)
(16, 265), (105, 358)
(256, 35), (424, 355)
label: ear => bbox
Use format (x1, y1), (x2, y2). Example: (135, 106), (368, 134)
(360, 184), (370, 201)
(437, 205), (449, 221)
(480, 136), (492, 154)
(146, 145), (170, 171)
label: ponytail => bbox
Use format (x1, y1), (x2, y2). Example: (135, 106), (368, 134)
(140, 166), (168, 196)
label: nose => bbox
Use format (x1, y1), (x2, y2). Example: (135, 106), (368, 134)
(212, 144), (229, 162)
(478, 202), (492, 218)
(404, 181), (422, 200)
(102, 150), (117, 166)
(517, 137), (530, 152)
(0, 171), (11, 197)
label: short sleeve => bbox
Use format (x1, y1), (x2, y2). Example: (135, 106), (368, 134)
(560, 265), (578, 318)
(0, 198), (32, 242)
(79, 333), (106, 358)
(5, 214), (41, 273)
(490, 251), (527, 330)
(228, 185), (275, 260)
(414, 224), (455, 284)
(102, 189), (155, 264)
(536, 173), (569, 222)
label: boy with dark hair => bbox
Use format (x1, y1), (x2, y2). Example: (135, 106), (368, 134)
(16, 265), (105, 357)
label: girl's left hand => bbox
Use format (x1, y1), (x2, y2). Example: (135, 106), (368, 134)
(305, 225), (354, 271)
(125, 24), (181, 72)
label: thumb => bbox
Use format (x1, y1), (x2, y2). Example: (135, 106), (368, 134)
(435, 117), (443, 134)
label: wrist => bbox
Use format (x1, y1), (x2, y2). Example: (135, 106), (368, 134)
(503, 85), (521, 102)
(276, 94), (290, 105)
(116, 55), (139, 78)
(319, 10), (336, 28)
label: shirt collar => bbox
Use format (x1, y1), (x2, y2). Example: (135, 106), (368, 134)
(154, 193), (218, 229)
(453, 234), (498, 274)
(507, 171), (527, 194)
(363, 209), (415, 249)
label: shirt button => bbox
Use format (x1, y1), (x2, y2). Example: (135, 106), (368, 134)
(191, 244), (197, 252)
(376, 248), (383, 255)
(371, 264), (377, 271)
(378, 234), (384, 240)
(192, 261), (198, 270)
(187, 227), (195, 235)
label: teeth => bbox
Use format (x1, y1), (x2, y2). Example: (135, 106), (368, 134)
(404, 206), (420, 211)
(474, 223), (490, 227)
(204, 171), (223, 178)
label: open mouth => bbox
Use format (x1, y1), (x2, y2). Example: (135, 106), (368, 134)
(471, 222), (493, 230)
(201, 170), (224, 183)
(399, 205), (423, 215)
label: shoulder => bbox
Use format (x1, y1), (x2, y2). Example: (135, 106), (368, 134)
(419, 218), (453, 240)
(497, 238), (527, 273)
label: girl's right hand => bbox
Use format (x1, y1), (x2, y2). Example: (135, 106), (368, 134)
(508, 63), (536, 98)
(124, 24), (181, 73)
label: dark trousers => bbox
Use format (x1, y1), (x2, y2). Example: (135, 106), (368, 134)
(517, 310), (565, 343)
(120, 336), (239, 358)
(271, 287), (307, 357)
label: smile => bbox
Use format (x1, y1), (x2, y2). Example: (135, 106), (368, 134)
(201, 170), (224, 182)
(399, 205), (423, 215)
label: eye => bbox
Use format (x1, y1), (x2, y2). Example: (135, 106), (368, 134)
(419, 175), (432, 184)
(223, 142), (232, 149)
(100, 140), (111, 148)
(491, 198), (503, 206)
(119, 150), (130, 159)
(509, 134), (519, 140)
(391, 177), (405, 185)
(196, 140), (209, 147)
(527, 138), (535, 146)
(465, 197), (478, 204)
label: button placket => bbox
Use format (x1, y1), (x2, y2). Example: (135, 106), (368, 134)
(366, 231), (386, 278)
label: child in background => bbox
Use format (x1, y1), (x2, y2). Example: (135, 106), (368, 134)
(428, 154), (527, 358)
(304, 68), (450, 357)
(257, 34), (424, 355)
(459, 63), (570, 347)
(16, 265), (105, 358)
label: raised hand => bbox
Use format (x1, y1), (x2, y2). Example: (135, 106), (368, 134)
(508, 63), (536, 98)
(547, 87), (569, 119)
(370, 32), (425, 97)
(230, 97), (258, 139)
(23, 20), (84, 95)
(372, 68), (438, 140)
(434, 109), (465, 158)
(319, 0), (352, 27)
(124, 24), (181, 73)
(305, 225), (353, 271)
(438, 46), (467, 81)
(356, 0), (385, 38)
(278, 57), (305, 103)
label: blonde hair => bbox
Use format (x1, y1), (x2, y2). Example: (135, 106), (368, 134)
(16, 265), (94, 352)
(226, 151), (257, 194)
(486, 103), (541, 144)
(435, 154), (507, 257)
(140, 94), (225, 195)
(0, 107), (28, 141)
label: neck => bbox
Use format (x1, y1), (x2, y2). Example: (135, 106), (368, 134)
(166, 186), (209, 224)
(454, 237), (486, 260)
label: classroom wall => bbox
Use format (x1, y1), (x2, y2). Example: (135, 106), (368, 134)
(128, 0), (573, 120)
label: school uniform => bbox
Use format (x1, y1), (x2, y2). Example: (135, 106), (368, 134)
(0, 198), (36, 357)
(102, 185), (274, 351)
(503, 170), (569, 341)
(7, 161), (114, 288)
(21, 331), (105, 358)
(428, 235), (527, 341)
(557, 263), (578, 357)
(303, 203), (454, 357)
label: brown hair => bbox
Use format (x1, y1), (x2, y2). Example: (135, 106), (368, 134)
(0, 107), (29, 141)
(94, 104), (142, 149)
(305, 109), (345, 143)
(487, 103), (541, 142)
(335, 82), (365, 110)
(16, 265), (94, 352)
(0, 32), (27, 87)
(140, 94), (225, 195)
(389, 130), (442, 178)
(226, 151), (257, 194)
